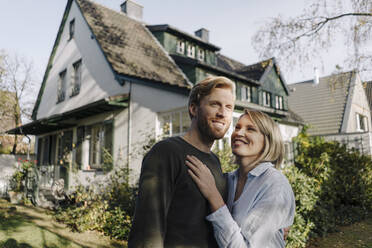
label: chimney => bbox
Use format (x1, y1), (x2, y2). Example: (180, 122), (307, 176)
(195, 28), (209, 43)
(121, 0), (143, 21)
(313, 67), (319, 86)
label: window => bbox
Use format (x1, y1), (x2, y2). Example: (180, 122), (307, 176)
(275, 95), (284, 110)
(187, 44), (195, 58)
(37, 136), (54, 166)
(87, 121), (113, 170)
(159, 110), (190, 137)
(356, 113), (368, 132)
(176, 40), (185, 54)
(57, 70), (67, 103)
(241, 85), (251, 102)
(71, 60), (82, 96)
(57, 131), (73, 166)
(69, 19), (75, 40)
(197, 49), (205, 61)
(262, 91), (271, 107)
(75, 126), (85, 169)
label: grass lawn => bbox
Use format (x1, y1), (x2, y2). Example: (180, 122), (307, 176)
(0, 199), (125, 248)
(307, 215), (372, 248)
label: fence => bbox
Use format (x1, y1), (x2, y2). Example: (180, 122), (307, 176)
(322, 132), (372, 156)
(284, 132), (372, 166)
(0, 154), (35, 198)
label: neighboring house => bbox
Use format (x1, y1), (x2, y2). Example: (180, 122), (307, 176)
(8, 0), (301, 192)
(288, 71), (372, 155)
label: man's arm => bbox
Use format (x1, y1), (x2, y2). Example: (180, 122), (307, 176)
(128, 143), (176, 248)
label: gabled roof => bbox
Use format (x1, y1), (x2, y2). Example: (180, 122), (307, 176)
(77, 0), (189, 87)
(288, 71), (354, 135)
(235, 58), (272, 81)
(217, 56), (289, 94)
(172, 55), (260, 86)
(216, 54), (246, 72)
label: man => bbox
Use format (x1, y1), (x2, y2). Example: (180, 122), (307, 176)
(128, 76), (235, 248)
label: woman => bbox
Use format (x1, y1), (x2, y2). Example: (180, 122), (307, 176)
(186, 109), (295, 247)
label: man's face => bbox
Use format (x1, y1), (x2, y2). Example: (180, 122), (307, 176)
(192, 87), (234, 141)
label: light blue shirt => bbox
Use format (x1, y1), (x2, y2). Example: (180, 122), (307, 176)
(206, 162), (295, 248)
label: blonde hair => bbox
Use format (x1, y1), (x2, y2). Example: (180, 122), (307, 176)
(188, 76), (236, 118)
(241, 109), (284, 168)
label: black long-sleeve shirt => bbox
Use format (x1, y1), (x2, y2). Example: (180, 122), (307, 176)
(128, 137), (227, 248)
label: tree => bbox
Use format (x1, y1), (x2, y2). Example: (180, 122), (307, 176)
(252, 0), (372, 80)
(0, 51), (37, 154)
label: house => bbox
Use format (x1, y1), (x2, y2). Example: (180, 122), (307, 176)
(8, 0), (301, 192)
(288, 71), (372, 155)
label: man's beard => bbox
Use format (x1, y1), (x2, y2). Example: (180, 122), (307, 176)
(196, 109), (227, 141)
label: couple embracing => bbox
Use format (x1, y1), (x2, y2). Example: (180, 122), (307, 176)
(129, 76), (295, 248)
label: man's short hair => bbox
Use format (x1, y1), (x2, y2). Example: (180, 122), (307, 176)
(188, 76), (236, 118)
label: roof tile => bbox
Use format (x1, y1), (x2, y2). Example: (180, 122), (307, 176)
(288, 72), (353, 135)
(76, 0), (190, 88)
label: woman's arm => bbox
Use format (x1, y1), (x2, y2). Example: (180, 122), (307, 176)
(186, 156), (295, 247)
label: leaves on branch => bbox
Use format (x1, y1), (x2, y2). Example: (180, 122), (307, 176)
(252, 0), (372, 80)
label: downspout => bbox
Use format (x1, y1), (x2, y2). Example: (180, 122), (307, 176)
(127, 81), (132, 177)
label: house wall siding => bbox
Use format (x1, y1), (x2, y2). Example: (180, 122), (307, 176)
(260, 67), (288, 110)
(343, 74), (371, 132)
(37, 0), (129, 120)
(127, 82), (189, 179)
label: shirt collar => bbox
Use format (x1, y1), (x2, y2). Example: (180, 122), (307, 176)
(232, 162), (273, 179)
(249, 162), (273, 177)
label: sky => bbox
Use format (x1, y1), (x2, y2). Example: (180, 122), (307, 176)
(0, 0), (345, 87)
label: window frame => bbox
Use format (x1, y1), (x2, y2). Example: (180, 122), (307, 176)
(262, 91), (271, 107)
(275, 95), (284, 110)
(176, 40), (185, 54)
(187, 44), (195, 58)
(241, 85), (252, 102)
(70, 59), (82, 97)
(69, 19), (75, 40)
(356, 113), (368, 132)
(85, 121), (114, 170)
(57, 69), (67, 103)
(158, 109), (190, 138)
(197, 49), (205, 61)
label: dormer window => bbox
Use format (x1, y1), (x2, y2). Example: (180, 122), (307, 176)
(197, 49), (205, 61)
(176, 41), (185, 54)
(57, 70), (67, 103)
(69, 19), (75, 40)
(356, 113), (368, 132)
(187, 45), (195, 58)
(262, 91), (271, 107)
(275, 95), (283, 110)
(241, 85), (251, 102)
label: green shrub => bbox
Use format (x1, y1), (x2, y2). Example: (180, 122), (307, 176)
(285, 128), (372, 247)
(213, 141), (238, 173)
(55, 166), (137, 241)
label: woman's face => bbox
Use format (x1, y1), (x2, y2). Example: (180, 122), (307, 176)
(231, 114), (265, 159)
